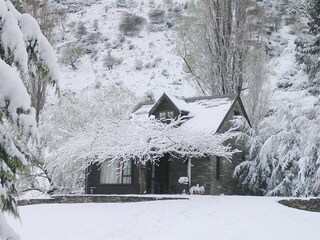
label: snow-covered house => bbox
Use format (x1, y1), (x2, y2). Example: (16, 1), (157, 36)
(86, 93), (250, 195)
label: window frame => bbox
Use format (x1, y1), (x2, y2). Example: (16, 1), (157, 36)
(158, 110), (175, 123)
(99, 160), (133, 185)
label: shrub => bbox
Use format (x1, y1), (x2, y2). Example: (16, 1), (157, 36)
(127, 0), (137, 8)
(92, 20), (99, 31)
(161, 69), (170, 77)
(75, 21), (87, 39)
(103, 51), (122, 70)
(59, 44), (86, 70)
(148, 9), (166, 24)
(277, 80), (293, 89)
(119, 13), (146, 36)
(116, 0), (127, 8)
(135, 59), (143, 70)
(308, 86), (320, 96)
(85, 32), (102, 45)
(148, 24), (167, 32)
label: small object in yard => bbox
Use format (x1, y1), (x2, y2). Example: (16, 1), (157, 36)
(189, 184), (205, 195)
(178, 177), (189, 194)
(178, 176), (189, 185)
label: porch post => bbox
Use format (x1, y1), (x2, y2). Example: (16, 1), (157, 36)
(138, 164), (146, 194)
(187, 158), (192, 187)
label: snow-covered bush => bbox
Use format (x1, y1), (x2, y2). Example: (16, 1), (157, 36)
(85, 31), (102, 45)
(161, 69), (170, 77)
(119, 13), (146, 36)
(59, 44), (86, 70)
(127, 0), (137, 9)
(103, 51), (122, 70)
(135, 59), (143, 70)
(116, 0), (127, 8)
(277, 80), (293, 89)
(148, 9), (168, 32)
(75, 21), (87, 39)
(148, 9), (166, 24)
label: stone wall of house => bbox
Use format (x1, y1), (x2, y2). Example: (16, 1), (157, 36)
(191, 157), (214, 194)
(215, 99), (249, 195)
(191, 156), (241, 195)
(210, 156), (241, 195)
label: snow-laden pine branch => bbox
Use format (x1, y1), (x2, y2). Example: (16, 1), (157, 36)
(0, 0), (59, 238)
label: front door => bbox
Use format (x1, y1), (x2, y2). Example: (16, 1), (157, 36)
(146, 156), (169, 194)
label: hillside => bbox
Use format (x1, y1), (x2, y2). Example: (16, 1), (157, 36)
(53, 0), (195, 99)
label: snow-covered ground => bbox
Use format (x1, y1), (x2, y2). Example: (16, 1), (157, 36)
(7, 196), (320, 240)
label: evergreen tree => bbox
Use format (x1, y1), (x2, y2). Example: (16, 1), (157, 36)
(295, 0), (320, 92)
(308, 0), (320, 35)
(0, 1), (58, 235)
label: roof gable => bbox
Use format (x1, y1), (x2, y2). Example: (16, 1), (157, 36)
(148, 93), (190, 117)
(134, 93), (250, 134)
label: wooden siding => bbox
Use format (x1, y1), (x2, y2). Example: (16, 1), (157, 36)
(154, 98), (178, 119)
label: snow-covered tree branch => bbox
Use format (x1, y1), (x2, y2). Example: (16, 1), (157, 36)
(234, 100), (320, 196)
(48, 115), (239, 182)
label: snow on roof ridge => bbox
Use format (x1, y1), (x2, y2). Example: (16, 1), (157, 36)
(133, 93), (238, 114)
(184, 94), (237, 103)
(164, 92), (190, 112)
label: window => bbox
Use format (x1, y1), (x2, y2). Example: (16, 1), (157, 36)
(234, 110), (240, 116)
(100, 160), (132, 184)
(159, 110), (174, 120)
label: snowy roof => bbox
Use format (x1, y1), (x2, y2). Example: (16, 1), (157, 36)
(165, 93), (190, 112)
(133, 93), (239, 133)
(148, 92), (190, 116)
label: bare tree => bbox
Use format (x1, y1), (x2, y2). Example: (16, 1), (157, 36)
(243, 47), (270, 129)
(54, 6), (68, 37)
(20, 0), (58, 126)
(242, 2), (270, 129)
(177, 0), (249, 95)
(24, 0), (55, 43)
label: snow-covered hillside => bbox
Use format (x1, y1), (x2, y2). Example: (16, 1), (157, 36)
(54, 0), (195, 99)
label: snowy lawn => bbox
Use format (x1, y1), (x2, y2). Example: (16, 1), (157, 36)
(7, 196), (320, 240)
